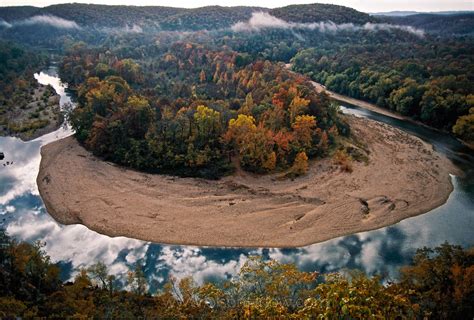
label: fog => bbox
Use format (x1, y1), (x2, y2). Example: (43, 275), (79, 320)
(100, 24), (144, 34)
(232, 12), (425, 37)
(123, 24), (143, 33)
(10, 15), (81, 29)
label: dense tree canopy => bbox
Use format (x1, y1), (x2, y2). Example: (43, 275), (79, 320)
(0, 41), (47, 113)
(291, 40), (474, 143)
(1, 230), (473, 318)
(62, 43), (347, 178)
(1, 3), (472, 144)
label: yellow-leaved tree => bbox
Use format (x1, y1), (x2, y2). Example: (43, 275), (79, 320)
(292, 114), (317, 151)
(290, 151), (309, 176)
(225, 115), (276, 172)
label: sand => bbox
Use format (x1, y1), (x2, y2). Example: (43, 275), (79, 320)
(36, 115), (455, 248)
(284, 63), (410, 121)
(310, 81), (407, 120)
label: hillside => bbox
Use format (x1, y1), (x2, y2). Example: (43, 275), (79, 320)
(0, 4), (184, 27)
(0, 3), (472, 143)
(0, 5), (38, 21)
(382, 12), (474, 36)
(371, 10), (473, 17)
(159, 6), (267, 30)
(0, 3), (373, 30)
(271, 3), (376, 24)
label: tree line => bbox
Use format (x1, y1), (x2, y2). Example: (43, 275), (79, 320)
(291, 40), (473, 143)
(2, 4), (472, 144)
(1, 230), (473, 318)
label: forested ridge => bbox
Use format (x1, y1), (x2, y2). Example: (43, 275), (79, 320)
(0, 230), (473, 318)
(381, 13), (474, 36)
(0, 3), (372, 30)
(1, 3), (471, 145)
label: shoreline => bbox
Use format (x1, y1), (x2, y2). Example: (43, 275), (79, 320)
(314, 83), (474, 151)
(310, 81), (407, 120)
(37, 116), (455, 248)
(284, 63), (406, 121)
(284, 64), (473, 151)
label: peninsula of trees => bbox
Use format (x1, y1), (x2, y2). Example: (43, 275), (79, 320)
(60, 43), (346, 178)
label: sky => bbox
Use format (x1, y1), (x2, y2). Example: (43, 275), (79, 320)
(0, 0), (473, 13)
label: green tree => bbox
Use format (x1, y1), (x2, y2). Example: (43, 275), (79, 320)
(453, 107), (474, 143)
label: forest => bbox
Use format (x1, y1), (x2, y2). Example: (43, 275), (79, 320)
(0, 41), (47, 114)
(0, 41), (62, 139)
(291, 39), (473, 142)
(0, 230), (473, 318)
(381, 13), (474, 36)
(60, 42), (347, 178)
(1, 3), (472, 144)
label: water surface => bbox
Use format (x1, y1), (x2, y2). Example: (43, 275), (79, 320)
(1, 69), (473, 291)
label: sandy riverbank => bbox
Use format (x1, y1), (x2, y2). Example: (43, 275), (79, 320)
(284, 63), (405, 120)
(310, 81), (407, 120)
(37, 116), (455, 247)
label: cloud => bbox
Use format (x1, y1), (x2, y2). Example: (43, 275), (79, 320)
(17, 15), (81, 30)
(0, 137), (42, 205)
(156, 246), (248, 284)
(100, 24), (144, 35)
(232, 12), (424, 37)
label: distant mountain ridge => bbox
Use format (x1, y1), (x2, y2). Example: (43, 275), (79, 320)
(0, 3), (472, 42)
(381, 12), (474, 36)
(0, 3), (373, 30)
(371, 10), (473, 17)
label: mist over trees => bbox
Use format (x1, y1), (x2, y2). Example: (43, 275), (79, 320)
(1, 2), (471, 166)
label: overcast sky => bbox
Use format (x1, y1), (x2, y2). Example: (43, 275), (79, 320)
(1, 0), (473, 13)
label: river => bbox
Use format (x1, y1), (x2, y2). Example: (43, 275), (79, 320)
(0, 68), (473, 291)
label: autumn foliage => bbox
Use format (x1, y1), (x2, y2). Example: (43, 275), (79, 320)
(290, 151), (309, 176)
(63, 43), (347, 178)
(333, 149), (353, 173)
(1, 230), (472, 319)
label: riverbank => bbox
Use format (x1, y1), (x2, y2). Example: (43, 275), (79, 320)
(284, 63), (406, 121)
(0, 83), (62, 141)
(37, 115), (455, 247)
(310, 81), (408, 120)
(285, 64), (474, 151)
